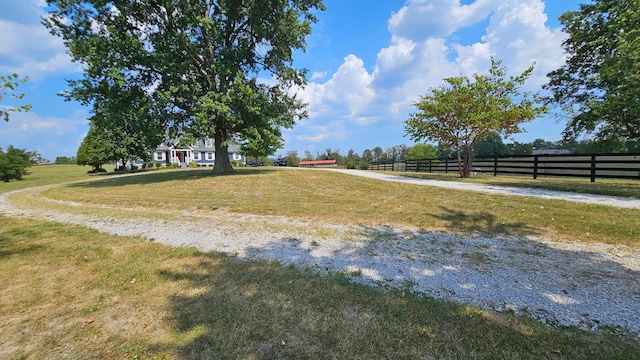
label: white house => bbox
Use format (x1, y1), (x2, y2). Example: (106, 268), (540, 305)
(133, 138), (246, 168)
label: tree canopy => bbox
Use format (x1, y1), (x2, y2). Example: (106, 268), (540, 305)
(45, 0), (324, 174)
(545, 0), (640, 143)
(1, 73), (32, 122)
(76, 125), (117, 172)
(405, 58), (547, 177)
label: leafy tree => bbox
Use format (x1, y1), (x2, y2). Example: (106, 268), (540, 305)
(283, 150), (301, 167)
(476, 134), (510, 157)
(406, 143), (437, 160)
(371, 147), (384, 162)
(345, 149), (361, 169)
(436, 143), (455, 159)
(302, 150), (314, 161)
(0, 145), (36, 182)
(54, 156), (77, 165)
(405, 58), (547, 177)
(239, 127), (284, 165)
(545, 0), (640, 143)
(361, 149), (373, 163)
(46, 0), (324, 174)
(531, 138), (557, 151)
(77, 126), (116, 172)
(1, 73), (32, 122)
(318, 147), (342, 163)
(506, 141), (533, 156)
(89, 87), (161, 170)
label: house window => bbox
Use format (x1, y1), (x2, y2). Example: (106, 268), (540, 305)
(205, 138), (214, 148)
(232, 153), (241, 161)
(193, 152), (200, 160)
(155, 151), (164, 161)
(207, 152), (214, 160)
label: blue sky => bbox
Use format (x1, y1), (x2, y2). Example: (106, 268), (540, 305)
(0, 0), (584, 161)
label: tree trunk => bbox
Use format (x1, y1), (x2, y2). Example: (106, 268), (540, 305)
(456, 146), (465, 177)
(212, 130), (235, 174)
(461, 145), (475, 178)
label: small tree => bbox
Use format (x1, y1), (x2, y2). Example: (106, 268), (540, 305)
(405, 58), (547, 177)
(1, 73), (32, 122)
(77, 126), (115, 172)
(0, 145), (36, 182)
(283, 150), (301, 167)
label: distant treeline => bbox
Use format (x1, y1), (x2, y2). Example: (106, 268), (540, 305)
(271, 136), (639, 168)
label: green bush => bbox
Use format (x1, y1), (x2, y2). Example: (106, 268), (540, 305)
(189, 161), (198, 168)
(358, 162), (370, 170)
(155, 162), (162, 168)
(0, 145), (35, 182)
(170, 163), (179, 169)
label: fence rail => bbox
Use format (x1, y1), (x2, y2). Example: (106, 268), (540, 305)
(369, 153), (640, 182)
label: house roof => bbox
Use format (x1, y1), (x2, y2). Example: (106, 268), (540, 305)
(299, 160), (337, 166)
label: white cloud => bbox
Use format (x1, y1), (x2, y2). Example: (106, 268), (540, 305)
(298, 54), (375, 120)
(0, 1), (79, 80)
(310, 71), (329, 81)
(388, 0), (501, 40)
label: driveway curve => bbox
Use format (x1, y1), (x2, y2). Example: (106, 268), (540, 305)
(322, 169), (640, 209)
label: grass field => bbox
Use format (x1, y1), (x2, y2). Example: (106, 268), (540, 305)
(1, 165), (639, 359)
(36, 167), (640, 246)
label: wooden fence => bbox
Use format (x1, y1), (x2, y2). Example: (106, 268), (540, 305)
(369, 153), (640, 182)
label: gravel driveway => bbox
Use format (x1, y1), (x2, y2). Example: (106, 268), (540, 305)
(323, 168), (640, 209)
(1, 171), (638, 337)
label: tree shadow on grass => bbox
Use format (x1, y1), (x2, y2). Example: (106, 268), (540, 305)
(430, 206), (539, 236)
(67, 168), (279, 189)
(152, 226), (640, 359)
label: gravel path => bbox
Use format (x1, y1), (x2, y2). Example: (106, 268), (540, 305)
(324, 168), (640, 209)
(1, 174), (638, 337)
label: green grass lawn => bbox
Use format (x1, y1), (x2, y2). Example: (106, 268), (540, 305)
(1, 166), (639, 358)
(0, 164), (92, 194)
(38, 167), (640, 247)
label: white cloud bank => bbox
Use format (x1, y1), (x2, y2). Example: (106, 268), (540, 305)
(289, 0), (568, 153)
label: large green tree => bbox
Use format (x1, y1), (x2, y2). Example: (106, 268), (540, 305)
(1, 73), (32, 122)
(45, 0), (323, 174)
(405, 59), (547, 177)
(545, 0), (640, 143)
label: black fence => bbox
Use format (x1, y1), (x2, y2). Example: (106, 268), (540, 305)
(369, 153), (640, 182)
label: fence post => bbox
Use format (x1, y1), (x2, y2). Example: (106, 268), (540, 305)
(445, 158), (449, 174)
(493, 157), (498, 177)
(533, 156), (539, 179)
(590, 155), (596, 182)
(429, 159), (432, 173)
